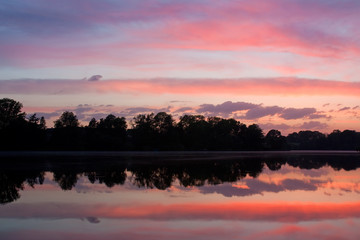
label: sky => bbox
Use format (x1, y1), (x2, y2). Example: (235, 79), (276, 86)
(1, 0), (360, 134)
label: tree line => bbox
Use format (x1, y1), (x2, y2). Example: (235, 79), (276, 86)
(1, 98), (359, 151)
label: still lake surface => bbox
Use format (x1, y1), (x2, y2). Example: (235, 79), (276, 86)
(1, 151), (360, 240)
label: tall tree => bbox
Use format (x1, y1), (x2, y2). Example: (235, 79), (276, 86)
(54, 111), (79, 128)
(177, 115), (210, 150)
(98, 114), (127, 129)
(153, 112), (174, 133)
(265, 129), (287, 150)
(287, 130), (327, 150)
(131, 113), (156, 150)
(39, 117), (46, 130)
(28, 113), (40, 124)
(243, 124), (264, 150)
(88, 118), (98, 128)
(0, 98), (26, 130)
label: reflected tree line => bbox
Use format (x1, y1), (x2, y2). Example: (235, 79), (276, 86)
(1, 154), (360, 204)
(1, 98), (360, 151)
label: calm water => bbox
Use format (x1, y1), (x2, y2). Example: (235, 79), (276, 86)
(1, 151), (360, 240)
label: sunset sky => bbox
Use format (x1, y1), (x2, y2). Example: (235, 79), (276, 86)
(1, 0), (359, 134)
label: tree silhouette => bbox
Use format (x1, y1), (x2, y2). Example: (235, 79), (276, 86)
(50, 112), (82, 150)
(0, 98), (26, 130)
(178, 115), (206, 129)
(265, 129), (287, 150)
(0, 172), (24, 204)
(131, 113), (156, 150)
(54, 111), (79, 128)
(207, 117), (246, 150)
(287, 131), (326, 150)
(243, 124), (264, 150)
(39, 116), (46, 130)
(153, 112), (180, 150)
(94, 114), (128, 150)
(153, 112), (174, 133)
(28, 113), (40, 124)
(85, 170), (127, 188)
(328, 129), (360, 150)
(0, 98), (48, 150)
(1, 98), (360, 151)
(53, 171), (79, 190)
(88, 118), (98, 128)
(27, 113), (46, 130)
(178, 114), (211, 150)
(0, 170), (45, 204)
(98, 114), (127, 129)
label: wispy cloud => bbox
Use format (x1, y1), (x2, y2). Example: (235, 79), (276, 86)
(245, 106), (284, 119)
(2, 0), (360, 59)
(200, 178), (323, 197)
(1, 78), (360, 96)
(339, 107), (351, 111)
(122, 106), (171, 116)
(280, 108), (316, 120)
(197, 101), (258, 117)
(87, 75), (102, 81)
(2, 201), (360, 222)
(260, 123), (292, 132)
(299, 121), (329, 130)
(198, 103), (321, 121)
(1, 0), (360, 82)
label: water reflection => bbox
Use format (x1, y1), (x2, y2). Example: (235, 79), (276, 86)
(0, 171), (45, 204)
(1, 152), (359, 204)
(1, 152), (360, 240)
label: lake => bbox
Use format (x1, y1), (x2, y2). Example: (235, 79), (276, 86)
(1, 151), (360, 240)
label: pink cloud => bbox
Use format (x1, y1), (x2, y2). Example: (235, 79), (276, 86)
(129, 3), (360, 59)
(245, 106), (284, 119)
(299, 121), (329, 130)
(2, 201), (360, 223)
(280, 108), (316, 120)
(260, 123), (292, 132)
(197, 101), (258, 117)
(269, 65), (305, 75)
(339, 107), (351, 111)
(2, 0), (360, 71)
(2, 221), (359, 240)
(174, 107), (193, 112)
(249, 222), (355, 240)
(1, 78), (360, 97)
(199, 179), (323, 197)
(0, 227), (244, 240)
